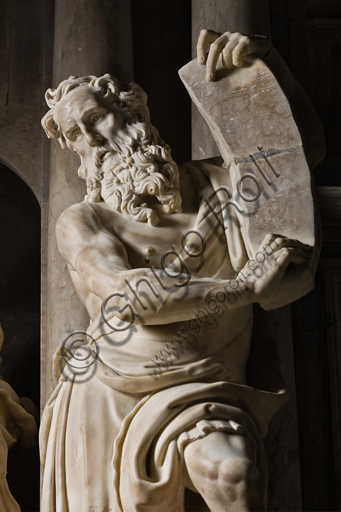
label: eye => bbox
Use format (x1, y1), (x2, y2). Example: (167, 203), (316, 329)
(91, 114), (102, 124)
(66, 128), (81, 142)
(73, 129), (82, 140)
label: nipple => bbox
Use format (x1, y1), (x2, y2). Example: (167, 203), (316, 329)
(144, 245), (155, 264)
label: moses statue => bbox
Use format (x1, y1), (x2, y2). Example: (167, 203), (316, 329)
(40, 30), (324, 511)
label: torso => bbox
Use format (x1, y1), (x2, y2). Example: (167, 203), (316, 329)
(66, 165), (253, 384)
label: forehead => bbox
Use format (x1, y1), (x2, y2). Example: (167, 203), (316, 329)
(54, 86), (108, 128)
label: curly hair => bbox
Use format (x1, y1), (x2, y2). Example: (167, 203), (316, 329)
(41, 74), (151, 149)
(40, 73), (181, 223)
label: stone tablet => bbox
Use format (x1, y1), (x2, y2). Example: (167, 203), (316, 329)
(179, 56), (318, 308)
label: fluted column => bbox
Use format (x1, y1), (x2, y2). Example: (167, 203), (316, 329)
(42, 0), (134, 405)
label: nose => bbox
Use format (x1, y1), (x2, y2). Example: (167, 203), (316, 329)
(82, 126), (104, 147)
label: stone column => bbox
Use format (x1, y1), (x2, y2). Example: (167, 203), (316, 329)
(42, 0), (134, 405)
(191, 0), (271, 159)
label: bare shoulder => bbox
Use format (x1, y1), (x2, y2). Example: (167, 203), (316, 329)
(57, 202), (96, 229)
(56, 202), (104, 260)
(56, 201), (109, 240)
(56, 201), (127, 269)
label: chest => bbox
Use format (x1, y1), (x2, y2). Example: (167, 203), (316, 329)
(112, 172), (203, 269)
(113, 210), (198, 269)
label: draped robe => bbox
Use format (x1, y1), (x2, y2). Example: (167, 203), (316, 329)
(40, 159), (314, 512)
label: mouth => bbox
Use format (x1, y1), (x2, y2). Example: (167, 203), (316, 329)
(98, 150), (110, 162)
(94, 149), (117, 169)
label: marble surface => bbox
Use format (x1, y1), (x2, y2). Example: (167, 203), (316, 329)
(0, 106), (43, 201)
(186, 25), (325, 512)
(40, 33), (321, 512)
(180, 50), (319, 309)
(42, 0), (135, 405)
(191, 0), (271, 161)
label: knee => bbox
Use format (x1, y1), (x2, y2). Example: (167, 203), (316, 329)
(218, 458), (261, 488)
(199, 456), (260, 485)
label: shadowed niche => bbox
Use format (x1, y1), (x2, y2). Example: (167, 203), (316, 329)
(0, 161), (40, 512)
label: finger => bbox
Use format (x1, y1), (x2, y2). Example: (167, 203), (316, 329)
(259, 234), (311, 256)
(232, 36), (251, 67)
(206, 33), (231, 81)
(269, 237), (312, 254)
(231, 37), (267, 66)
(274, 248), (308, 267)
(221, 34), (241, 70)
(260, 233), (285, 250)
(197, 29), (220, 65)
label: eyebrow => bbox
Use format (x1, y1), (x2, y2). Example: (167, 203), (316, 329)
(63, 104), (108, 137)
(81, 105), (108, 120)
(64, 124), (78, 137)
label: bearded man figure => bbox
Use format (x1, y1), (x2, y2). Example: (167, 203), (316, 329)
(40, 31), (324, 512)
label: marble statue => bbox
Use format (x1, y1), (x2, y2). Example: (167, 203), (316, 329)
(0, 324), (37, 512)
(40, 31), (325, 511)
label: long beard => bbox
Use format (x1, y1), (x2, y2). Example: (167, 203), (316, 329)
(78, 120), (182, 226)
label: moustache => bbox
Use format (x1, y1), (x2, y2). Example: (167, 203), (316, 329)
(94, 146), (116, 169)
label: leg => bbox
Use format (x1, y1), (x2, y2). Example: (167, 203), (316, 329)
(184, 431), (264, 512)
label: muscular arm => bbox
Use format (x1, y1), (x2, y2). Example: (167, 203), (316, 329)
(57, 201), (310, 325)
(56, 203), (254, 327)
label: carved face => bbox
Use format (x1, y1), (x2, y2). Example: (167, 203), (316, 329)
(53, 84), (183, 224)
(54, 86), (125, 165)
